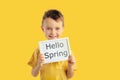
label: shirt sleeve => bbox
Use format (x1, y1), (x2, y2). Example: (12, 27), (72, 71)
(28, 48), (40, 68)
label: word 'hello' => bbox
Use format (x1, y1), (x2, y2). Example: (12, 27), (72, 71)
(46, 42), (64, 50)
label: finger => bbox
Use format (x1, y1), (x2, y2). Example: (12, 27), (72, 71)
(40, 54), (44, 57)
(41, 58), (45, 60)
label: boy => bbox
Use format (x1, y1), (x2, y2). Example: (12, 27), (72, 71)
(28, 9), (76, 80)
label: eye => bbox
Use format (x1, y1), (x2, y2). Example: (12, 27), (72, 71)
(46, 27), (51, 30)
(56, 27), (60, 30)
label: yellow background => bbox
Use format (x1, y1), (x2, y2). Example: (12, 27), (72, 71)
(0, 0), (120, 80)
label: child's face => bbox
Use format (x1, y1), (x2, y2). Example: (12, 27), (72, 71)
(42, 18), (64, 40)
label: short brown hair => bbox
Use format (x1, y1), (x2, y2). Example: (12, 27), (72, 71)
(42, 9), (64, 26)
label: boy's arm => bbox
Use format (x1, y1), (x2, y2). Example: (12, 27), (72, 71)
(31, 54), (44, 77)
(66, 64), (74, 78)
(32, 63), (41, 77)
(66, 55), (76, 78)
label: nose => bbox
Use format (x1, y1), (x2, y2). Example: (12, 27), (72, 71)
(51, 29), (56, 35)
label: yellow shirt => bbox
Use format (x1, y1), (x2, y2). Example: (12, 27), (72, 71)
(28, 48), (69, 80)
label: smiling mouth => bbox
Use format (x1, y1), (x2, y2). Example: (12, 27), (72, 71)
(49, 36), (57, 38)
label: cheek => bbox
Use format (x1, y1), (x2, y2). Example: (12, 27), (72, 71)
(45, 31), (51, 35)
(57, 31), (63, 35)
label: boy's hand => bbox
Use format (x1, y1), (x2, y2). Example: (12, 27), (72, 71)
(37, 54), (45, 67)
(68, 55), (76, 67)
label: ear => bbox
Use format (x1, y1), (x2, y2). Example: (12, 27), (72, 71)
(41, 26), (44, 32)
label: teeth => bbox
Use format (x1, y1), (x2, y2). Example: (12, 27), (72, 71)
(49, 35), (57, 38)
(50, 36), (56, 37)
(50, 37), (56, 38)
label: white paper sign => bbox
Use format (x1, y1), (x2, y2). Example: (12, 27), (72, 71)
(38, 37), (71, 64)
